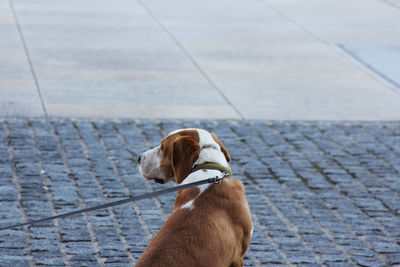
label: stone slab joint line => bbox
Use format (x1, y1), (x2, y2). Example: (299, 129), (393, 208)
(120, 121), (169, 239)
(100, 120), (168, 226)
(380, 0), (400, 10)
(200, 121), (317, 265)
(8, 0), (49, 118)
(1, 119), (400, 265)
(259, 0), (400, 96)
(28, 122), (71, 267)
(132, 121), (175, 221)
(94, 121), (165, 242)
(73, 121), (136, 265)
(284, 123), (397, 262)
(113, 121), (170, 222)
(203, 132), (292, 265)
(329, 124), (400, 199)
(338, 45), (400, 94)
(250, 122), (383, 263)
(136, 0), (245, 120)
(242, 128), (357, 264)
(2, 121), (34, 266)
(228, 125), (329, 265)
(50, 121), (106, 267)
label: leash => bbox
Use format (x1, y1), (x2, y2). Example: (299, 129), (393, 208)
(0, 175), (226, 232)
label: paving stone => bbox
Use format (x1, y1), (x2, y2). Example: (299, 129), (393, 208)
(253, 251), (285, 264)
(0, 256), (31, 267)
(371, 241), (400, 253)
(0, 119), (399, 266)
(0, 248), (29, 256)
(285, 250), (318, 264)
(320, 254), (348, 263)
(326, 263), (356, 267)
(33, 256), (66, 266)
(352, 256), (385, 267)
(387, 253), (400, 265)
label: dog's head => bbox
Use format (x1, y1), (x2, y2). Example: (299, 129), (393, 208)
(137, 129), (230, 184)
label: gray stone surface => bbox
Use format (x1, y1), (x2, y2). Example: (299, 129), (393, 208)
(1, 118), (400, 266)
(340, 44), (400, 89)
(0, 1), (44, 117)
(1, 0), (400, 120)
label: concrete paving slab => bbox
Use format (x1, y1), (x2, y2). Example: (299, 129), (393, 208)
(341, 44), (400, 89)
(213, 80), (400, 121)
(267, 0), (400, 44)
(45, 104), (240, 119)
(2, 0), (400, 120)
(11, 0), (237, 119)
(37, 79), (227, 105)
(0, 86), (44, 117)
(0, 24), (22, 47)
(0, 0), (44, 117)
(385, 0), (400, 8)
(143, 0), (400, 120)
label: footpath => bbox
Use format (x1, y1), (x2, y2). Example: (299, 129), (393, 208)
(1, 0), (400, 120)
(1, 0), (400, 266)
(1, 119), (400, 266)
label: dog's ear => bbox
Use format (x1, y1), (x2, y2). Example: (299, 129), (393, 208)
(171, 134), (200, 184)
(211, 133), (231, 162)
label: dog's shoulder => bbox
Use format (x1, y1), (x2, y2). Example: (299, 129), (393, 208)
(224, 177), (245, 192)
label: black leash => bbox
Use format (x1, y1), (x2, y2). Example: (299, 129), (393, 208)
(0, 176), (225, 232)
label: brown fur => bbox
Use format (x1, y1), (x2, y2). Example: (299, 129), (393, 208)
(136, 179), (252, 267)
(159, 129), (200, 184)
(211, 133), (231, 162)
(136, 130), (252, 267)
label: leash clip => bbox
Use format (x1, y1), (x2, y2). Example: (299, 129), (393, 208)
(214, 172), (228, 184)
(208, 176), (222, 184)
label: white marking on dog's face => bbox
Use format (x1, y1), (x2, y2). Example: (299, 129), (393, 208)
(138, 146), (166, 180)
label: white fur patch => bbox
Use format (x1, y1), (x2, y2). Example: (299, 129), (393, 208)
(199, 183), (211, 194)
(180, 169), (226, 210)
(181, 171), (212, 205)
(194, 129), (229, 168)
(138, 146), (165, 180)
(196, 129), (218, 149)
(181, 199), (195, 210)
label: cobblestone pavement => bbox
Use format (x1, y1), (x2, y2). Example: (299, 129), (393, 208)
(0, 118), (400, 266)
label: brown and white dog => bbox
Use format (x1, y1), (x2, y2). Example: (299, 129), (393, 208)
(136, 128), (253, 267)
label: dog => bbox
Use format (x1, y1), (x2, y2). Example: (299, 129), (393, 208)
(136, 128), (253, 267)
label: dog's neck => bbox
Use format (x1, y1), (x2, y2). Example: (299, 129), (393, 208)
(181, 148), (230, 186)
(195, 146), (229, 168)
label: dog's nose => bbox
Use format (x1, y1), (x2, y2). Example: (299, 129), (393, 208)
(137, 155), (142, 164)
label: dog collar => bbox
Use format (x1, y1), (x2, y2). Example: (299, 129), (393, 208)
(191, 162), (232, 177)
